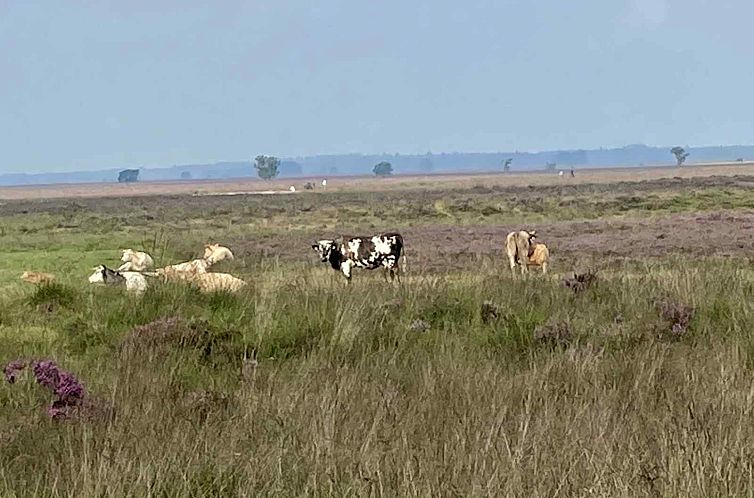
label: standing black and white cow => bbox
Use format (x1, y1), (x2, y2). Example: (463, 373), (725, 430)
(312, 233), (405, 282)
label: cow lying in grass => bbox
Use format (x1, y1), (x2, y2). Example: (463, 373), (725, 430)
(20, 271), (56, 284)
(156, 268), (246, 293)
(117, 249), (154, 272)
(88, 265), (148, 294)
(505, 230), (550, 275)
(157, 244), (235, 275)
(160, 259), (210, 275)
(203, 244), (234, 265)
(312, 233), (405, 282)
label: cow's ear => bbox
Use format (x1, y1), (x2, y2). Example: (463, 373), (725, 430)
(311, 244), (318, 250)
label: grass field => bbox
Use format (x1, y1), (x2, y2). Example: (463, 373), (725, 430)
(2, 168), (754, 497)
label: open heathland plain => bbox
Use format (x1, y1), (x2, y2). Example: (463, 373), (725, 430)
(3, 168), (754, 497)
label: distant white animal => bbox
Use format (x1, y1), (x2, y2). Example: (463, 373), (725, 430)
(88, 265), (148, 294)
(203, 244), (235, 265)
(117, 249), (154, 272)
(321, 179), (327, 188)
(289, 185), (296, 192)
(558, 171), (564, 177)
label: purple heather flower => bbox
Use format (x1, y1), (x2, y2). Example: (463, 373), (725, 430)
(3, 360), (27, 384)
(31, 360), (86, 402)
(7, 359), (88, 420)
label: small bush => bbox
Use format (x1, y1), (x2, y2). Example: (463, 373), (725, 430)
(563, 271), (598, 294)
(533, 320), (573, 346)
(26, 283), (78, 312)
(655, 297), (695, 338)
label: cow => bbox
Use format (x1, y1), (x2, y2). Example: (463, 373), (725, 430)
(203, 244), (234, 265)
(117, 249), (154, 272)
(20, 271), (55, 284)
(191, 272), (246, 293)
(155, 259), (209, 277)
(88, 265), (148, 294)
(156, 269), (246, 293)
(527, 243), (550, 274)
(312, 233), (405, 282)
(505, 229), (537, 275)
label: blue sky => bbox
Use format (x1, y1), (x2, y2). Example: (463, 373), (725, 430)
(1, 0), (752, 172)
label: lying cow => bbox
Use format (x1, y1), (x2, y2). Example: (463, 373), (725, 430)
(117, 249), (154, 272)
(158, 258), (210, 276)
(505, 229), (549, 275)
(88, 265), (148, 294)
(157, 268), (246, 293)
(20, 271), (56, 284)
(312, 233), (405, 282)
(191, 272), (246, 293)
(203, 244), (234, 265)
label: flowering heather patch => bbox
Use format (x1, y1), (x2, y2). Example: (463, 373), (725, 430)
(4, 359), (87, 420)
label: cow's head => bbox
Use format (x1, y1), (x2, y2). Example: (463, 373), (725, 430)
(203, 243), (220, 260)
(312, 240), (337, 262)
(88, 265), (107, 284)
(120, 249), (135, 262)
(88, 265), (125, 285)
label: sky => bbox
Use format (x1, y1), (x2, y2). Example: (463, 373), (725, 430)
(1, 0), (753, 173)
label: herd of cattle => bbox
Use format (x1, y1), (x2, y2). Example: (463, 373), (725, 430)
(18, 230), (549, 294)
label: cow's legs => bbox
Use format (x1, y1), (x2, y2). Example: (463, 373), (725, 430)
(340, 261), (353, 281)
(508, 254), (518, 276)
(541, 261), (548, 275)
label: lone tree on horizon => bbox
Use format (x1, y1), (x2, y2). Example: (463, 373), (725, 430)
(254, 155), (280, 180)
(502, 158), (512, 172)
(373, 161), (393, 177)
(671, 146), (689, 166)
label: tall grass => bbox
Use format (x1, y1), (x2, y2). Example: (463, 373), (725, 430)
(2, 261), (754, 497)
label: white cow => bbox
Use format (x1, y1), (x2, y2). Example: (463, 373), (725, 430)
(88, 265), (148, 294)
(203, 244), (235, 265)
(117, 249), (154, 272)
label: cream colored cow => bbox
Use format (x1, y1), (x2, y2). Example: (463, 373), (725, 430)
(117, 249), (154, 272)
(506, 230), (539, 275)
(203, 244), (235, 265)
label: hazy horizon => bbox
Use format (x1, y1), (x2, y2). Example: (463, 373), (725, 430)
(3, 0), (753, 174)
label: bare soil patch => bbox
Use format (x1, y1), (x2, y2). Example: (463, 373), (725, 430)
(228, 210), (754, 273)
